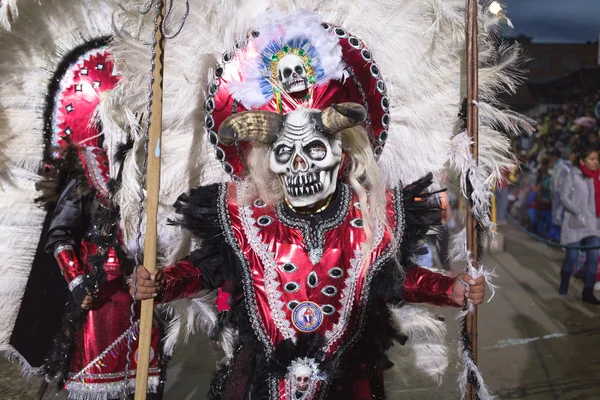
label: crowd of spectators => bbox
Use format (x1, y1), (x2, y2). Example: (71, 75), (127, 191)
(510, 93), (600, 232)
(507, 92), (600, 301)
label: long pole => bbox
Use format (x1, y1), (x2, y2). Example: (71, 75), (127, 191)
(465, 0), (479, 399)
(134, 2), (167, 399)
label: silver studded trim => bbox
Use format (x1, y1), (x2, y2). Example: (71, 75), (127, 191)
(79, 146), (110, 199)
(68, 368), (161, 380)
(238, 190), (297, 341)
(65, 375), (160, 400)
(317, 188), (405, 399)
(307, 271), (319, 288)
(217, 184), (275, 356)
(345, 66), (372, 138)
(321, 305), (336, 316)
(275, 184), (351, 265)
(72, 321), (141, 380)
(350, 218), (363, 228)
(257, 215), (274, 227)
(68, 275), (85, 293)
(328, 267), (343, 279)
(321, 286), (338, 297)
(284, 282), (301, 293)
(54, 244), (74, 257)
(254, 199), (267, 208)
(323, 218), (385, 354)
(280, 263), (299, 273)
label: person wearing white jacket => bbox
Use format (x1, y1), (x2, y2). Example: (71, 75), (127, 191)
(558, 148), (600, 304)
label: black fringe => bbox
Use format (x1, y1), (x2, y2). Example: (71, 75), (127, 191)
(169, 184), (222, 241)
(43, 301), (87, 388)
(400, 172), (444, 269)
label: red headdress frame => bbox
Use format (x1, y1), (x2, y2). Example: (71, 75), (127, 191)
(205, 13), (389, 181)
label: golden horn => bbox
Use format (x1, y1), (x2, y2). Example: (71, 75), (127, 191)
(320, 102), (367, 134)
(218, 111), (283, 146)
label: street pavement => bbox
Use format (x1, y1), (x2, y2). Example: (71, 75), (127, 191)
(1, 223), (599, 399)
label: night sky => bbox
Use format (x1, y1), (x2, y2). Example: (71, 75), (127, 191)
(502, 0), (600, 43)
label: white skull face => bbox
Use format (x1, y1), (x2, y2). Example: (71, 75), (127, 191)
(269, 109), (342, 208)
(294, 365), (313, 392)
(277, 54), (308, 93)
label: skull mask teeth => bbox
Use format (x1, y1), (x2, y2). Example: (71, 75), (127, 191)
(284, 171), (324, 197)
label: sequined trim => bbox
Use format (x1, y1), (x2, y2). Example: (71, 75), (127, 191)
(327, 267), (343, 279)
(65, 376), (159, 400)
(79, 147), (110, 199)
(54, 244), (74, 257)
(218, 184), (275, 356)
(69, 368), (160, 380)
(323, 218), (385, 354)
(239, 193), (297, 340)
(321, 305), (335, 315)
(68, 275), (85, 292)
(275, 184), (351, 264)
(317, 187), (405, 399)
(281, 262), (299, 273)
(72, 321), (140, 380)
(307, 271), (319, 288)
(321, 286), (338, 297)
(269, 376), (279, 400)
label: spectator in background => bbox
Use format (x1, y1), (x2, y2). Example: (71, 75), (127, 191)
(549, 147), (575, 241)
(532, 157), (555, 236)
(558, 148), (600, 305)
(495, 169), (510, 226)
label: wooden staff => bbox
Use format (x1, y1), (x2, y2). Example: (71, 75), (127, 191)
(465, 0), (479, 399)
(135, 2), (167, 399)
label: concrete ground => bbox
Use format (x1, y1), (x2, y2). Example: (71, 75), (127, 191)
(2, 223), (599, 399)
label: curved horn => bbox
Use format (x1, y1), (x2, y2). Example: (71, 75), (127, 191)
(320, 102), (367, 134)
(218, 111), (283, 146)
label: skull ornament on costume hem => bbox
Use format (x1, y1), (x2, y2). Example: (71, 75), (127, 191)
(293, 364), (313, 392)
(217, 102), (367, 208)
(277, 54), (309, 93)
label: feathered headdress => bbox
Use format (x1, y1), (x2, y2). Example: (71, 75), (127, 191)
(104, 1), (534, 398)
(0, 0), (117, 374)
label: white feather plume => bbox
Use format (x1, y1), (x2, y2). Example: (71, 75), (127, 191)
(0, 0), (19, 31)
(385, 305), (448, 395)
(0, 0), (113, 351)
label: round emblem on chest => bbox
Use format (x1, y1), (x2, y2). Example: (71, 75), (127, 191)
(291, 301), (323, 333)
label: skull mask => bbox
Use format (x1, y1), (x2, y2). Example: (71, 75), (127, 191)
(269, 109), (341, 208)
(277, 54), (308, 93)
(217, 103), (367, 209)
(293, 365), (313, 392)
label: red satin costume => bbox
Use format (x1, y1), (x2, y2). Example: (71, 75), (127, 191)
(158, 177), (457, 400)
(47, 147), (162, 399)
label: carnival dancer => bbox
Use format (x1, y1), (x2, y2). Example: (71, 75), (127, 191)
(41, 140), (166, 400)
(0, 1), (168, 395)
(129, 11), (486, 399)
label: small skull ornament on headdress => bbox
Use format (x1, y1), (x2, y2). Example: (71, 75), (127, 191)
(277, 54), (309, 93)
(218, 102), (367, 208)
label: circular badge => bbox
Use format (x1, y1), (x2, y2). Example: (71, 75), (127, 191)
(292, 301), (323, 333)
